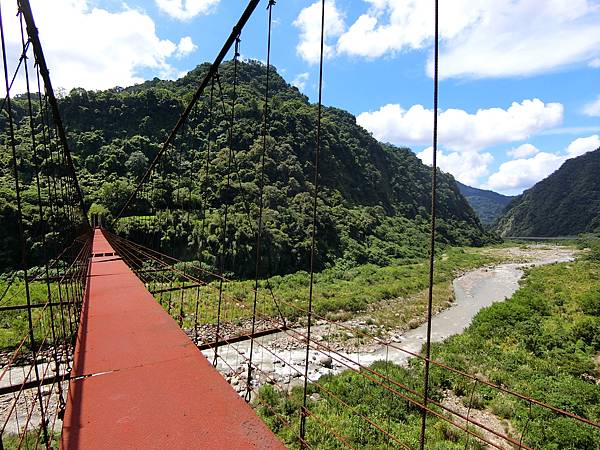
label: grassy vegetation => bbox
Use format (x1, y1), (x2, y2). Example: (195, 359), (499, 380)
(154, 246), (500, 330)
(1, 429), (60, 450)
(1, 279), (49, 351)
(0, 275), (77, 351)
(256, 249), (600, 449)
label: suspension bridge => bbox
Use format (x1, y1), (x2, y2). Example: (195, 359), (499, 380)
(1, 0), (599, 449)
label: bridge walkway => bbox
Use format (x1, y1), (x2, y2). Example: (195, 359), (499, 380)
(61, 229), (284, 449)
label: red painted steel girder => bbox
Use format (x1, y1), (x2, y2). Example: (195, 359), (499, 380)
(61, 229), (285, 449)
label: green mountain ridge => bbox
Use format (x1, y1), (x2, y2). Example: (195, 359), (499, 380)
(456, 181), (514, 226)
(1, 60), (489, 274)
(495, 148), (600, 237)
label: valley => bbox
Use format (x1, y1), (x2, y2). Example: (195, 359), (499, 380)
(211, 244), (575, 391)
(2, 23), (599, 446)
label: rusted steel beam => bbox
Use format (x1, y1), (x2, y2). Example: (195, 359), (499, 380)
(0, 372), (70, 396)
(0, 300), (77, 312)
(197, 325), (288, 350)
(150, 283), (205, 295)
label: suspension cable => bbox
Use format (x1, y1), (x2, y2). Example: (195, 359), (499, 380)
(419, 0), (439, 448)
(245, 0), (276, 403)
(214, 36), (241, 366)
(1, 2), (48, 442)
(300, 0), (326, 445)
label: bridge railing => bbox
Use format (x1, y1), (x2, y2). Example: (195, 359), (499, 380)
(104, 231), (600, 449)
(0, 0), (92, 447)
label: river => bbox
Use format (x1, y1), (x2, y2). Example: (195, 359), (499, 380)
(207, 245), (575, 392)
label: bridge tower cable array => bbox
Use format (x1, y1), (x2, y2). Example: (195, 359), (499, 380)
(1, 0), (92, 447)
(18, 0), (89, 225)
(2, 0), (600, 448)
(72, 0), (600, 447)
(111, 0), (263, 225)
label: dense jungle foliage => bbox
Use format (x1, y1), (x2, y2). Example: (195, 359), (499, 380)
(1, 60), (490, 276)
(258, 247), (600, 449)
(496, 148), (600, 237)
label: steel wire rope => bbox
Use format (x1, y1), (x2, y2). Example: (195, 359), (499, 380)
(419, 0), (439, 448)
(245, 0), (276, 403)
(299, 0), (326, 444)
(214, 35), (241, 366)
(0, 2), (48, 443)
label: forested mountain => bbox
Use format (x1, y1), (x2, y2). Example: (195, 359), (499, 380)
(496, 148), (600, 237)
(1, 60), (489, 275)
(456, 181), (514, 226)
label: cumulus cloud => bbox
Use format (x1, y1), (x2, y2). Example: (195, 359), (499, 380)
(175, 36), (197, 58)
(486, 151), (565, 193)
(338, 0), (482, 59)
(334, 0), (600, 79)
(507, 144), (539, 158)
(356, 99), (563, 152)
(487, 135), (600, 193)
(293, 0), (345, 64)
(417, 146), (493, 186)
(1, 0), (185, 94)
(357, 98), (565, 189)
(155, 0), (220, 20)
(583, 95), (600, 117)
(292, 72), (310, 91)
(566, 134), (600, 156)
(540, 126), (600, 136)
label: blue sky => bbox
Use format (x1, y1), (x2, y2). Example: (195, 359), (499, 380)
(6, 0), (600, 195)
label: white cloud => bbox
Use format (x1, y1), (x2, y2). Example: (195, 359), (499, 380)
(336, 0), (600, 79)
(487, 134), (600, 193)
(1, 0), (184, 94)
(507, 144), (539, 158)
(417, 146), (493, 186)
(356, 99), (563, 152)
(175, 36), (197, 58)
(338, 0), (482, 59)
(486, 150), (565, 193)
(357, 98), (565, 189)
(155, 0), (219, 20)
(583, 95), (600, 117)
(591, 58), (600, 68)
(566, 134), (600, 156)
(293, 0), (345, 64)
(292, 72), (310, 91)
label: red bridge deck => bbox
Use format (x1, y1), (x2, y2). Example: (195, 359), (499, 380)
(61, 229), (284, 449)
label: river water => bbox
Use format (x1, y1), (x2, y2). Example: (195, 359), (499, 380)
(207, 246), (575, 390)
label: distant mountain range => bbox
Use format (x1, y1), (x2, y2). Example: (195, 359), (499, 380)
(495, 148), (600, 237)
(456, 182), (515, 226)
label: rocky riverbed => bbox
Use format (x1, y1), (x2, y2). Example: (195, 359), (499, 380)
(207, 245), (575, 396)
